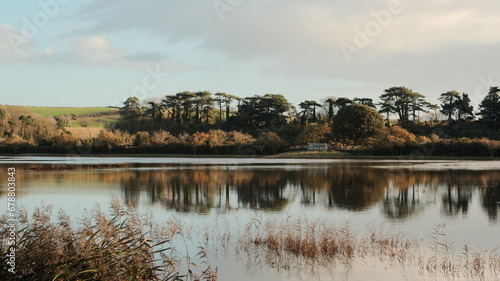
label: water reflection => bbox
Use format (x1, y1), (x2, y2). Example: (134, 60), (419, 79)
(1, 163), (499, 222)
(482, 182), (500, 221)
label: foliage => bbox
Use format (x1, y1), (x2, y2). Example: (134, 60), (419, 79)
(119, 96), (142, 119)
(439, 91), (474, 122)
(257, 132), (287, 155)
(133, 131), (151, 146)
(296, 123), (332, 144)
(478, 86), (500, 128)
(150, 130), (177, 145)
(379, 86), (433, 123)
(298, 100), (322, 124)
(368, 126), (418, 155)
(332, 104), (384, 144)
(370, 126), (417, 147)
(236, 94), (292, 129)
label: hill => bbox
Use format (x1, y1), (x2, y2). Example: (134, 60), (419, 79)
(0, 105), (120, 138)
(1, 106), (119, 118)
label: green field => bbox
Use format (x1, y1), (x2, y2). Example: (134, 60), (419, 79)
(0, 105), (120, 129)
(20, 106), (118, 118)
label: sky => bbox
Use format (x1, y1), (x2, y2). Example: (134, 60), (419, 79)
(1, 0), (500, 110)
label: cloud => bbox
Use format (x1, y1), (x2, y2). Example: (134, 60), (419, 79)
(0, 24), (33, 61)
(3, 0), (500, 105)
(73, 1), (500, 73)
(70, 35), (115, 63)
(0, 27), (178, 69)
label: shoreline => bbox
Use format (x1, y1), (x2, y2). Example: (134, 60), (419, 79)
(0, 151), (498, 161)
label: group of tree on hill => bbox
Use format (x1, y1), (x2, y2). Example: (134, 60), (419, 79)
(2, 86), (500, 156)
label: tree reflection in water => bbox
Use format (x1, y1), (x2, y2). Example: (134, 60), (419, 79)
(9, 162), (498, 220)
(103, 164), (500, 221)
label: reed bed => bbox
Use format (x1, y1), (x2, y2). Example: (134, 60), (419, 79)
(2, 200), (499, 280)
(0, 197), (216, 281)
(235, 217), (500, 280)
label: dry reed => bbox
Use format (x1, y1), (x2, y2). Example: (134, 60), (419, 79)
(234, 217), (500, 280)
(0, 197), (216, 281)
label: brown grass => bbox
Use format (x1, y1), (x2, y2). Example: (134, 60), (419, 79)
(66, 127), (104, 139)
(234, 217), (500, 279)
(0, 197), (217, 281)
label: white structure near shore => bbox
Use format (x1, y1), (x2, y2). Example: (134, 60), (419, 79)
(307, 143), (329, 151)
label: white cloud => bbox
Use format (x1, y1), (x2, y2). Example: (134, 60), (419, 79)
(70, 35), (116, 63)
(3, 0), (500, 105)
(0, 24), (32, 61)
(73, 1), (500, 71)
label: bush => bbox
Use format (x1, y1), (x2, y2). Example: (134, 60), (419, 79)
(332, 104), (384, 144)
(257, 132), (287, 155)
(133, 131), (151, 146)
(368, 126), (417, 155)
(150, 130), (176, 145)
(296, 123), (332, 145)
(51, 132), (78, 147)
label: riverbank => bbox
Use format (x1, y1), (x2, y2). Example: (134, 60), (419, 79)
(1, 150), (498, 161)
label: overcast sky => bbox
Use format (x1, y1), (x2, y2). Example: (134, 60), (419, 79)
(1, 0), (499, 109)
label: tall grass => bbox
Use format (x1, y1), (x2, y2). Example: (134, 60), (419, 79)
(235, 217), (500, 279)
(0, 198), (216, 281)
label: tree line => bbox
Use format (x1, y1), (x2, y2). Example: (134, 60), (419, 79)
(2, 85), (500, 156)
(117, 86), (500, 132)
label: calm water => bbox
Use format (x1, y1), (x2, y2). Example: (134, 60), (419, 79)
(1, 156), (500, 280)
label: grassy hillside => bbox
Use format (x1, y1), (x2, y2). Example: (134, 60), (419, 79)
(0, 105), (120, 136)
(22, 106), (117, 117)
(1, 105), (118, 117)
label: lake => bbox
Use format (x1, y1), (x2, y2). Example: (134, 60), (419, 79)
(1, 156), (499, 280)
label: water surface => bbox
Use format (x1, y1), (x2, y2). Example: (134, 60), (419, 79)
(1, 157), (499, 280)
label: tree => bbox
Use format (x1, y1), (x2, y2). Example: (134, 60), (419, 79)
(455, 93), (474, 121)
(323, 97), (336, 122)
(120, 96), (142, 118)
(378, 99), (396, 127)
(224, 94), (238, 121)
(162, 95), (180, 122)
(260, 94), (292, 127)
(237, 95), (292, 129)
(380, 87), (413, 122)
(146, 101), (164, 123)
(176, 91), (196, 123)
(408, 92), (426, 122)
(478, 86), (500, 128)
(194, 91), (213, 123)
(353, 97), (376, 108)
(298, 100), (321, 124)
(439, 91), (461, 123)
(334, 97), (353, 109)
(214, 92), (227, 121)
(332, 104), (384, 144)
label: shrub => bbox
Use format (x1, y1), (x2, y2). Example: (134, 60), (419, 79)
(226, 131), (255, 146)
(332, 104), (384, 144)
(371, 126), (417, 147)
(51, 132), (78, 147)
(150, 130), (176, 145)
(133, 131), (151, 146)
(296, 123), (332, 145)
(257, 132), (287, 155)
(98, 130), (124, 150)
